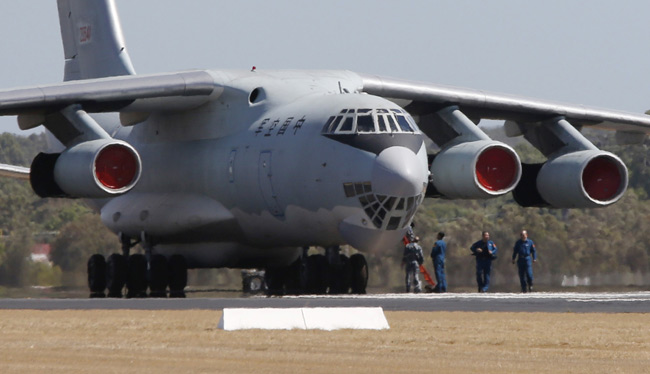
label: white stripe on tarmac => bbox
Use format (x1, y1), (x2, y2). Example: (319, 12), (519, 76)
(283, 292), (650, 303)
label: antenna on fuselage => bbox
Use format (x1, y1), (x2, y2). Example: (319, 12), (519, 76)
(338, 81), (349, 94)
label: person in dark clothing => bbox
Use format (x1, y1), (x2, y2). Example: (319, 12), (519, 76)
(512, 229), (537, 293)
(403, 236), (424, 293)
(430, 232), (447, 293)
(404, 222), (416, 244)
(470, 231), (498, 293)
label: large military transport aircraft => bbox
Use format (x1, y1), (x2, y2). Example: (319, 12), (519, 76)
(0, 1), (649, 297)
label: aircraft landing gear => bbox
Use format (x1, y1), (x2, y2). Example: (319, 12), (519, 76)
(263, 247), (367, 296)
(148, 254), (168, 298)
(87, 254), (107, 298)
(105, 253), (127, 298)
(350, 253), (368, 294)
(126, 254), (147, 298)
(326, 247), (351, 295)
(168, 254), (188, 298)
(85, 233), (188, 298)
(306, 254), (328, 294)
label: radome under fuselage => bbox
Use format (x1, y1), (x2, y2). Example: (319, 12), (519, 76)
(96, 70), (429, 268)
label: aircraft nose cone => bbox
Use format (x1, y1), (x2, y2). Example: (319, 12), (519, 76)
(371, 147), (427, 197)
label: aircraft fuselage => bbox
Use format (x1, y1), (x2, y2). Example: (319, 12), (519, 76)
(99, 70), (429, 267)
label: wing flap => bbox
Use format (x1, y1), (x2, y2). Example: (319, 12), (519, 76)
(360, 74), (650, 133)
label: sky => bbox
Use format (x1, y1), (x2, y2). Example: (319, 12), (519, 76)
(1, 0), (650, 134)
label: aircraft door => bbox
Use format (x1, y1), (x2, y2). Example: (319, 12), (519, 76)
(258, 151), (283, 216)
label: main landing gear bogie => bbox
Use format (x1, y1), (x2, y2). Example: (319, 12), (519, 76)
(264, 249), (369, 296)
(87, 252), (188, 298)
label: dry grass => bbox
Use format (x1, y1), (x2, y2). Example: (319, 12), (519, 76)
(0, 310), (648, 373)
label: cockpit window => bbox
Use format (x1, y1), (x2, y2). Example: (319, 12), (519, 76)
(357, 114), (374, 132)
(322, 108), (419, 135)
(322, 116), (335, 133)
(377, 115), (387, 132)
(396, 115), (413, 132)
(329, 116), (343, 132)
(339, 117), (354, 132)
(386, 115), (399, 132)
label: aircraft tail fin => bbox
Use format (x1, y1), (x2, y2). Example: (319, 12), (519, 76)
(57, 0), (136, 81)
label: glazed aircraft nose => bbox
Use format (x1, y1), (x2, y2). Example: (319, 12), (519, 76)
(371, 146), (427, 197)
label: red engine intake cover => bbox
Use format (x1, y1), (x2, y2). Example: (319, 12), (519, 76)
(94, 144), (139, 190)
(582, 156), (622, 202)
(475, 147), (518, 192)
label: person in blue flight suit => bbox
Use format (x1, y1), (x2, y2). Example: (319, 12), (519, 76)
(512, 229), (537, 293)
(403, 236), (424, 293)
(470, 231), (498, 293)
(430, 232), (447, 293)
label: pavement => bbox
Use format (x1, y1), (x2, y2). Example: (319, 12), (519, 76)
(1, 292), (649, 313)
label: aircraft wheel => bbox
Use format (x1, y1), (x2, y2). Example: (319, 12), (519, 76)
(126, 254), (147, 298)
(328, 255), (351, 295)
(149, 254), (168, 298)
(243, 272), (266, 294)
(87, 254), (106, 298)
(264, 267), (286, 296)
(284, 258), (307, 295)
(350, 253), (368, 294)
(106, 253), (127, 298)
(306, 254), (328, 295)
(168, 254), (187, 298)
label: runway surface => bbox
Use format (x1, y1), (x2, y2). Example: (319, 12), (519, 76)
(1, 292), (649, 313)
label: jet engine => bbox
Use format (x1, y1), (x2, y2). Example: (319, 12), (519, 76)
(429, 140), (521, 199)
(30, 139), (141, 198)
(514, 150), (627, 208)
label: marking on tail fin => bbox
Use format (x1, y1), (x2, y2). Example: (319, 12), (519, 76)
(79, 25), (92, 44)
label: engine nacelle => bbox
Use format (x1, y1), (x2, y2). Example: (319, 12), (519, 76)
(536, 150), (628, 208)
(30, 139), (141, 198)
(429, 140), (521, 199)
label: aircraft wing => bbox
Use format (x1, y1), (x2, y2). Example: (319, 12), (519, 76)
(359, 74), (650, 135)
(0, 163), (30, 180)
(0, 70), (220, 129)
